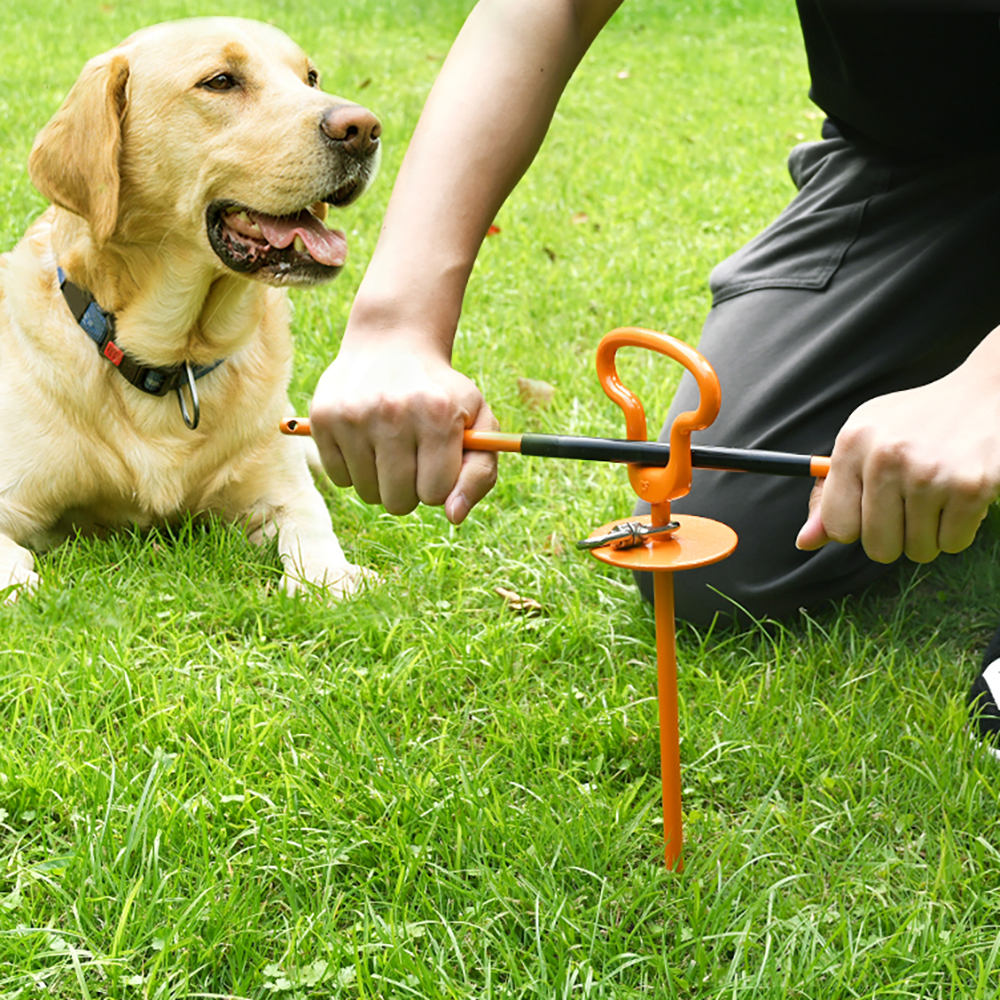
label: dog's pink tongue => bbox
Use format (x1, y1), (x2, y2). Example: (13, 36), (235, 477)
(255, 210), (347, 266)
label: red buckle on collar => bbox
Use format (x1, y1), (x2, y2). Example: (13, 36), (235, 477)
(103, 341), (124, 366)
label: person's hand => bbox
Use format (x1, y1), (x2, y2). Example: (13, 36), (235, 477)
(796, 360), (1000, 562)
(309, 333), (498, 525)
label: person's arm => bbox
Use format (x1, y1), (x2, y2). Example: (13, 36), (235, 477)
(310, 0), (623, 523)
(796, 324), (1000, 561)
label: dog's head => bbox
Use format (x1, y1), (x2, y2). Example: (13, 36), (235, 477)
(28, 17), (380, 287)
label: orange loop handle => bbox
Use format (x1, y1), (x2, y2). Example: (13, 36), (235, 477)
(596, 328), (722, 506)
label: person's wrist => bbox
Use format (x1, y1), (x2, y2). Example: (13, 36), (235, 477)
(345, 281), (462, 359)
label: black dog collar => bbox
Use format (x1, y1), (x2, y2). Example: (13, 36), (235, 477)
(57, 266), (225, 430)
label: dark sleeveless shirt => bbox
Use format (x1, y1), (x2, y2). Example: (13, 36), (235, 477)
(795, 3), (1000, 156)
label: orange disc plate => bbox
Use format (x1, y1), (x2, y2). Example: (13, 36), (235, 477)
(587, 514), (737, 572)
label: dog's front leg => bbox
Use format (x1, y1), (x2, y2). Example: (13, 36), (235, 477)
(0, 533), (40, 602)
(247, 481), (374, 600)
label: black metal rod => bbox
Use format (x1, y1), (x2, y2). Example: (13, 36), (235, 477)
(519, 433), (817, 476)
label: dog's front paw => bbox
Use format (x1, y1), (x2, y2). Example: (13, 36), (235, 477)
(281, 560), (379, 601)
(0, 554), (40, 604)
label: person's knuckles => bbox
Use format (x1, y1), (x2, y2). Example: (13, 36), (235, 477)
(413, 393), (474, 443)
(416, 383), (461, 418)
(831, 421), (874, 463)
(472, 401), (501, 433)
(332, 394), (388, 431)
(365, 390), (463, 445)
(946, 468), (997, 509)
(860, 438), (923, 485)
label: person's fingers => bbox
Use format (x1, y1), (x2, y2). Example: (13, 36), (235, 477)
(795, 478), (830, 550)
(309, 394), (354, 488)
(816, 451), (865, 548)
(937, 479), (993, 554)
(338, 435), (386, 507)
(312, 426), (351, 487)
(311, 388), (389, 506)
(309, 348), (499, 520)
(858, 470), (906, 563)
(900, 485), (943, 564)
(374, 445), (420, 515)
(413, 401), (470, 510)
(311, 369), (422, 512)
(350, 406), (419, 512)
(445, 402), (499, 525)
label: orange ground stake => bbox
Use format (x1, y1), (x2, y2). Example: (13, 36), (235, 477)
(582, 329), (737, 869)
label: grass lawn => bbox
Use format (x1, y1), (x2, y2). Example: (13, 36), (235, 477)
(3, 0), (1000, 997)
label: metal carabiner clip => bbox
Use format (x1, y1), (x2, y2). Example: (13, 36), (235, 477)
(576, 519), (680, 551)
(176, 362), (200, 430)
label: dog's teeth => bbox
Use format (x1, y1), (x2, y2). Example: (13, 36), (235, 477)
(226, 210), (263, 238)
(293, 235), (307, 253)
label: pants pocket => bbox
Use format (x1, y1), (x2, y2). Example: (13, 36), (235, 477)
(708, 136), (891, 306)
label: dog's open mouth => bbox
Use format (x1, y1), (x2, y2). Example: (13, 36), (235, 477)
(206, 200), (348, 285)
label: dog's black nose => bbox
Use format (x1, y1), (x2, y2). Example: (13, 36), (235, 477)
(321, 104), (381, 158)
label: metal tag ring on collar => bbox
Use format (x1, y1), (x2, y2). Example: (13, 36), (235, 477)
(177, 363), (200, 430)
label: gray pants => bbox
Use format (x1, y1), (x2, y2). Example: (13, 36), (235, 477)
(635, 123), (1000, 627)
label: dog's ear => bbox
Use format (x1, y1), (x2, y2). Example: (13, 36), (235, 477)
(28, 52), (129, 244)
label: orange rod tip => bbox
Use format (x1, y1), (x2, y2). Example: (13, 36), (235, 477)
(810, 456), (831, 478)
(280, 416), (312, 436)
(462, 430), (523, 453)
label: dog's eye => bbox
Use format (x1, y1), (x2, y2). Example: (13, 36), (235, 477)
(199, 73), (240, 92)
(307, 69), (319, 88)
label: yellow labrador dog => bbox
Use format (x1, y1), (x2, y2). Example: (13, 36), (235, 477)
(0, 17), (381, 600)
